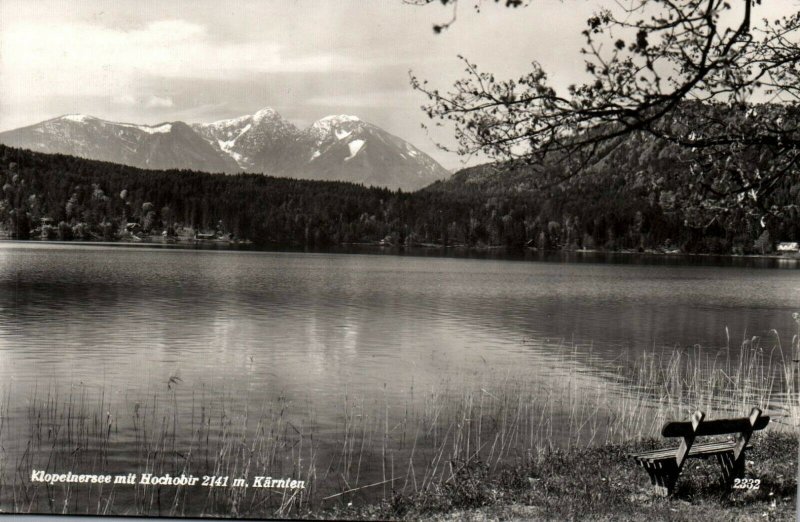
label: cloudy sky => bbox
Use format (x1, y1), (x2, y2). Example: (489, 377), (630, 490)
(1, 1), (793, 169)
(0, 0), (606, 169)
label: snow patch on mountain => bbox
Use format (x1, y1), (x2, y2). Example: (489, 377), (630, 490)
(62, 114), (93, 123)
(253, 107), (279, 123)
(115, 122), (173, 134)
(319, 114), (360, 124)
(345, 139), (365, 161)
(215, 123), (253, 168)
(404, 143), (424, 159)
(311, 115), (361, 137)
(335, 129), (352, 140)
(199, 114), (251, 131)
(226, 149), (246, 165)
(57, 115), (174, 135)
(139, 123), (173, 134)
(221, 123), (251, 145)
(217, 139), (235, 152)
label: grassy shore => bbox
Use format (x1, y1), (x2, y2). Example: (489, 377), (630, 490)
(1, 327), (797, 519)
(325, 432), (796, 521)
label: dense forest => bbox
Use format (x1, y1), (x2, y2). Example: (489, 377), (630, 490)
(0, 142), (797, 254)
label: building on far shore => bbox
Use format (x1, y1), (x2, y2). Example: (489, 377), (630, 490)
(777, 242), (799, 252)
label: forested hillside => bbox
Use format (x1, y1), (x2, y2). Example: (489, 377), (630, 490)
(429, 121), (800, 254)
(0, 143), (797, 253)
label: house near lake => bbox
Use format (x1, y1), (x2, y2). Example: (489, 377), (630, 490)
(777, 242), (799, 252)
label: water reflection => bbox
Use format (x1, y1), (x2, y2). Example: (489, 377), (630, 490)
(0, 242), (796, 511)
(1, 242), (798, 395)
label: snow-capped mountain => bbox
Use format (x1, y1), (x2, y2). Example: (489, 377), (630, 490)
(0, 108), (449, 190)
(0, 115), (240, 173)
(191, 108), (301, 172)
(302, 115), (448, 189)
(192, 108), (311, 178)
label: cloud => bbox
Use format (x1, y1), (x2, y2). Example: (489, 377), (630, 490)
(305, 91), (422, 109)
(0, 18), (364, 109)
(1, 19), (362, 78)
(112, 95), (138, 106)
(144, 95), (175, 108)
(111, 94), (174, 109)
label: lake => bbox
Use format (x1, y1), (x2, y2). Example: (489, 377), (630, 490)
(0, 242), (798, 515)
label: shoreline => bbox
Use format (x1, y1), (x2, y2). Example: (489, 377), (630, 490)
(1, 237), (799, 262)
(321, 432), (797, 521)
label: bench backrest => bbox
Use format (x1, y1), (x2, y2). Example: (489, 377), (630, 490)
(661, 408), (769, 438)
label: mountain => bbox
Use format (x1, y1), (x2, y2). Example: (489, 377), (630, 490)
(0, 115), (240, 173)
(0, 108), (449, 191)
(302, 115), (448, 190)
(192, 107), (305, 175)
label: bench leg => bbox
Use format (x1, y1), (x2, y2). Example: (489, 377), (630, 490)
(642, 460), (679, 496)
(716, 451), (745, 488)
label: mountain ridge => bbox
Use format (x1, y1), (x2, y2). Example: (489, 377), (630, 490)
(0, 108), (449, 191)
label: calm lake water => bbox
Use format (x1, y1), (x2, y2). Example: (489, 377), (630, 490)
(0, 242), (798, 514)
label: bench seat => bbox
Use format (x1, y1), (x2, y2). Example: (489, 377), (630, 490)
(630, 440), (751, 463)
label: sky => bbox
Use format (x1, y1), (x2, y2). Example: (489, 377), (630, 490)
(0, 1), (794, 170)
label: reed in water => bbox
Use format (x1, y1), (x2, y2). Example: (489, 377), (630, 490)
(1, 325), (797, 518)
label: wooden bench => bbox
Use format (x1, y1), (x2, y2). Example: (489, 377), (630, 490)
(629, 407), (769, 496)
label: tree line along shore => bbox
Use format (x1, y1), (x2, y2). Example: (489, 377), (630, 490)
(1, 143), (799, 256)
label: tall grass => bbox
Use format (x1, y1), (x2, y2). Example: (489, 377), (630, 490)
(1, 323), (797, 517)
